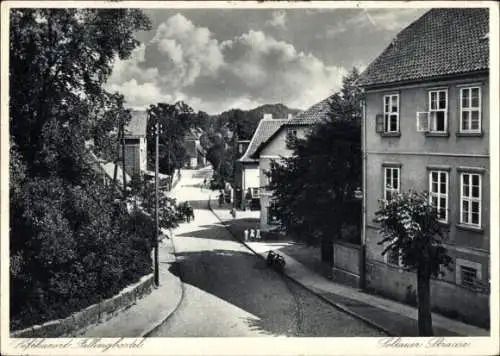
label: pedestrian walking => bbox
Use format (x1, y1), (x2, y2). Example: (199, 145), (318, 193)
(230, 207), (236, 219)
(218, 192), (224, 207)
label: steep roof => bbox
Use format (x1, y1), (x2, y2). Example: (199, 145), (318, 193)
(238, 119), (287, 163)
(286, 96), (332, 125)
(357, 8), (489, 87)
(125, 110), (148, 137)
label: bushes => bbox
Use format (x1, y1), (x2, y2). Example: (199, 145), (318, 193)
(10, 175), (154, 331)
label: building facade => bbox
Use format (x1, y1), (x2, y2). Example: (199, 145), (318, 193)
(120, 110), (147, 179)
(236, 116), (287, 210)
(358, 8), (490, 327)
(253, 97), (332, 231)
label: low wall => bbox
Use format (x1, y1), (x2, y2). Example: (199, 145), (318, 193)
(366, 260), (490, 329)
(332, 241), (361, 288)
(11, 274), (154, 338)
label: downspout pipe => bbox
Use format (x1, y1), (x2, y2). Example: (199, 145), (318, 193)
(359, 88), (367, 291)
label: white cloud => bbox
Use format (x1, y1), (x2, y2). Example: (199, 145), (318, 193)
(145, 13), (224, 88)
(267, 11), (287, 30)
(106, 79), (169, 109)
(109, 14), (348, 114)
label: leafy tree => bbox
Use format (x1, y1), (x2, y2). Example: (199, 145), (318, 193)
(268, 68), (363, 261)
(146, 102), (195, 175)
(10, 9), (150, 174)
(374, 190), (452, 336)
(9, 8), (153, 328)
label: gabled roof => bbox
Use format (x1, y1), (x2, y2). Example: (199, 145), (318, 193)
(125, 110), (148, 137)
(249, 96), (332, 159)
(357, 8), (489, 87)
(286, 96), (332, 125)
(238, 119), (287, 163)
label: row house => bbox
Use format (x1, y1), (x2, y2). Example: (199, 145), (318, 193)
(357, 8), (490, 328)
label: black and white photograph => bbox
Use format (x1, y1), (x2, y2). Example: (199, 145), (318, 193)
(1, 1), (499, 355)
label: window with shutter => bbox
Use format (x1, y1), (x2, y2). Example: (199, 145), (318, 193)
(375, 114), (384, 133)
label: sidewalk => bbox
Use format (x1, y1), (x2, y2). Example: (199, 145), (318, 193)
(209, 205), (489, 337)
(81, 235), (183, 337)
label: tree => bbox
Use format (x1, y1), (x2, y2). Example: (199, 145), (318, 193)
(268, 68), (363, 260)
(10, 9), (150, 175)
(146, 102), (195, 175)
(374, 190), (452, 336)
(9, 8), (153, 328)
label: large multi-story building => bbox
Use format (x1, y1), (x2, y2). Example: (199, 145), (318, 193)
(357, 8), (490, 327)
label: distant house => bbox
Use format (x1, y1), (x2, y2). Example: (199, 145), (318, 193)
(251, 98), (332, 230)
(184, 128), (207, 169)
(235, 115), (287, 210)
(357, 8), (489, 327)
(120, 110), (147, 179)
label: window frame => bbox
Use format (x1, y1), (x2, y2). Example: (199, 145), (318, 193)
(456, 258), (482, 290)
(383, 94), (400, 133)
(383, 166), (400, 202)
(385, 248), (403, 267)
(428, 170), (449, 223)
(459, 86), (482, 134)
(428, 89), (448, 133)
(460, 172), (482, 227)
(251, 187), (260, 199)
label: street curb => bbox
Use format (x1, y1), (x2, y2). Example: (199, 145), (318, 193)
(207, 198), (393, 337)
(141, 234), (185, 337)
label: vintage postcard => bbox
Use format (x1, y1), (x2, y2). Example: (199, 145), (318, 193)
(1, 1), (499, 355)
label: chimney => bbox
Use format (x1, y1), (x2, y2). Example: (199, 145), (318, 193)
(263, 113), (273, 120)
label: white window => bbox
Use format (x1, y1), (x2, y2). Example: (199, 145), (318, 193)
(428, 89), (448, 132)
(460, 173), (482, 227)
(383, 94), (399, 132)
(429, 170), (449, 223)
(460, 87), (481, 133)
(384, 167), (400, 201)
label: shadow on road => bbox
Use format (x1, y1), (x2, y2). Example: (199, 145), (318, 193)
(168, 248), (297, 337)
(175, 218), (260, 241)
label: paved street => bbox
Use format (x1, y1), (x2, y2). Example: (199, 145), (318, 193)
(149, 167), (383, 337)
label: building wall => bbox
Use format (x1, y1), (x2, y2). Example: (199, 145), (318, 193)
(121, 136), (147, 179)
(363, 74), (490, 327)
(258, 125), (308, 230)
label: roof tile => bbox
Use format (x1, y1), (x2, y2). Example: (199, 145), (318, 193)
(358, 8), (489, 87)
(287, 96), (332, 125)
(238, 119), (287, 163)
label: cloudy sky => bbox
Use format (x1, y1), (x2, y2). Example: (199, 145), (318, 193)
(106, 7), (429, 115)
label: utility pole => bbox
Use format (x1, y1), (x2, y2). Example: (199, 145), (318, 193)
(154, 116), (160, 287)
(121, 114), (127, 195)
